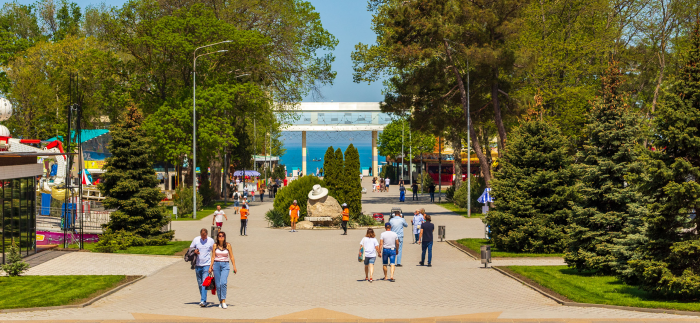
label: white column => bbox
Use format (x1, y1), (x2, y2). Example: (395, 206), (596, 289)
(372, 130), (378, 177)
(302, 131), (307, 176)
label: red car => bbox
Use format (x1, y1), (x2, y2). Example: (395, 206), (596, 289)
(373, 213), (384, 223)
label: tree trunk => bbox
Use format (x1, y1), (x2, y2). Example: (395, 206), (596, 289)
(492, 67), (507, 157)
(443, 40), (492, 186)
(185, 156), (194, 188)
(210, 154), (223, 199)
(451, 133), (462, 190)
(164, 161), (169, 191)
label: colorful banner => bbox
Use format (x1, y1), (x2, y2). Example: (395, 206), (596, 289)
(36, 231), (100, 245)
(84, 161), (106, 169)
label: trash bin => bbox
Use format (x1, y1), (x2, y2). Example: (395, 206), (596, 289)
(480, 245), (492, 268)
(438, 225), (446, 242)
(211, 226), (220, 239)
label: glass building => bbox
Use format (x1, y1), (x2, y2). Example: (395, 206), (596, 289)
(0, 157), (40, 264)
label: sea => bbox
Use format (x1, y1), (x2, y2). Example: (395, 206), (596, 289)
(279, 131), (384, 173)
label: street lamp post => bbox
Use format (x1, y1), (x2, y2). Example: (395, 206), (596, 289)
(466, 59), (471, 217)
(192, 41), (230, 219)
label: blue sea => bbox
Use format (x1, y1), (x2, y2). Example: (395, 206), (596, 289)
(279, 131), (384, 172)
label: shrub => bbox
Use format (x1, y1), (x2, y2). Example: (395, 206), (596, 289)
(421, 173), (434, 193)
(445, 186), (455, 201)
(353, 213), (377, 226)
(95, 229), (172, 253)
(272, 176), (326, 222)
(173, 185), (203, 216)
(453, 175), (486, 213)
(265, 209), (287, 227)
(1, 239), (30, 276)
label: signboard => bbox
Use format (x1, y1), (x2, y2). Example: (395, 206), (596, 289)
(85, 161), (106, 169)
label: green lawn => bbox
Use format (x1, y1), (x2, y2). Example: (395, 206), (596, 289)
(173, 202), (234, 221)
(508, 266), (700, 312)
(435, 202), (484, 218)
(0, 275), (126, 309)
(456, 238), (564, 258)
(70, 241), (191, 256)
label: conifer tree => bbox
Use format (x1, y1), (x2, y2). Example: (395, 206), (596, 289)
(333, 147), (346, 204)
(565, 62), (643, 274)
(624, 22), (700, 298)
(0, 239), (30, 276)
(322, 146), (337, 194)
(343, 144), (363, 218)
(100, 105), (168, 237)
(485, 119), (576, 253)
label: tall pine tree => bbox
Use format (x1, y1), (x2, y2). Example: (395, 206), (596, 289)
(565, 62), (643, 274)
(624, 22), (700, 298)
(343, 144), (363, 218)
(100, 105), (168, 237)
(485, 119), (576, 253)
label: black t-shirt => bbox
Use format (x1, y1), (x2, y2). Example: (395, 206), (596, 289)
(429, 184), (436, 193)
(411, 184), (418, 191)
(421, 222), (435, 242)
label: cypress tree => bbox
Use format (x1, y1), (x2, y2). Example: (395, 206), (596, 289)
(344, 144), (363, 218)
(565, 62), (643, 274)
(333, 147), (346, 203)
(485, 119), (576, 253)
(624, 22), (700, 298)
(322, 146), (337, 194)
(99, 105), (168, 237)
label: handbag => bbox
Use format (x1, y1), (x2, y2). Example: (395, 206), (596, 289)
(203, 273), (215, 290)
(358, 246), (364, 262)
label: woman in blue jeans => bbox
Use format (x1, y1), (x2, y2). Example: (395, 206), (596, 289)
(209, 231), (237, 309)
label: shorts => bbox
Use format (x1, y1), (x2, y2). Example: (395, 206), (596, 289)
(234, 201), (240, 207)
(216, 222), (223, 227)
(290, 216), (298, 223)
(363, 257), (376, 265)
(386, 184), (390, 189)
(382, 248), (396, 265)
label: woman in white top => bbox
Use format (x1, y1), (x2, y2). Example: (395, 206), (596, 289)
(209, 231), (237, 309)
(412, 209), (424, 243)
(359, 228), (381, 282)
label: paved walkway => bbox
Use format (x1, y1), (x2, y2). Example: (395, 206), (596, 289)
(0, 178), (696, 321)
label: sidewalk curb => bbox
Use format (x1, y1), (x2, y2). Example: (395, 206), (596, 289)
(446, 240), (477, 260)
(492, 266), (700, 317)
(0, 275), (145, 313)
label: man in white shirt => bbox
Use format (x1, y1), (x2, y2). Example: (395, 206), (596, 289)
(190, 228), (215, 307)
(412, 209), (424, 243)
(212, 205), (227, 228)
(385, 177), (390, 192)
(379, 223), (399, 282)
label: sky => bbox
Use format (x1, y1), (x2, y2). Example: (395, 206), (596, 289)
(13, 0), (386, 103)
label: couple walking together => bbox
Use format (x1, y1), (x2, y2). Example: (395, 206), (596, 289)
(190, 228), (237, 308)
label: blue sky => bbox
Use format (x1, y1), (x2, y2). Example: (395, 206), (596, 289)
(14, 0), (385, 103)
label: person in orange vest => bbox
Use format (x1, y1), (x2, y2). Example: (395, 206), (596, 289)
(239, 207), (249, 236)
(341, 203), (350, 235)
(289, 200), (300, 232)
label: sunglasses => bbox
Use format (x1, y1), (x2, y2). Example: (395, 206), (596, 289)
(218, 235), (225, 237)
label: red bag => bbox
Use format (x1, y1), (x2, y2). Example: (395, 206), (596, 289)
(202, 274), (217, 295)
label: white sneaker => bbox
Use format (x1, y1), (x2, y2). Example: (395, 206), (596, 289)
(218, 304), (222, 308)
(222, 303), (228, 309)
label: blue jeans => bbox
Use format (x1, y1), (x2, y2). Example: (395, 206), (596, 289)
(430, 192), (435, 202)
(251, 194), (255, 202)
(195, 266), (209, 303)
(399, 191), (405, 202)
(421, 241), (433, 264)
(382, 248), (396, 265)
(396, 237), (404, 265)
(213, 261), (230, 302)
(414, 233), (420, 243)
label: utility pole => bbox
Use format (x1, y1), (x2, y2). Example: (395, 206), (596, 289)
(467, 59), (471, 217)
(438, 135), (442, 203)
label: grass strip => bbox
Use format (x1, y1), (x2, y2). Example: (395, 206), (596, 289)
(434, 202), (484, 218)
(0, 275), (126, 310)
(172, 202), (234, 221)
(69, 241), (191, 256)
(456, 238), (563, 258)
(507, 266), (700, 312)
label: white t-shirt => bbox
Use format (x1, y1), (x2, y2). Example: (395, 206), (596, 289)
(214, 210), (225, 222)
(190, 237), (215, 267)
(380, 231), (398, 250)
(385, 178), (390, 185)
(360, 237), (379, 258)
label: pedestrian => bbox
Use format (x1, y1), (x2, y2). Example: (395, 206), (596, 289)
(212, 205), (227, 229)
(359, 228), (380, 282)
(289, 200), (300, 232)
(240, 206), (249, 236)
(419, 214), (435, 266)
(360, 173), (364, 181)
(259, 187), (265, 202)
(389, 211), (407, 266)
(399, 184), (406, 202)
(411, 182), (419, 200)
(385, 177), (390, 192)
(372, 177), (377, 192)
(411, 209), (424, 244)
(379, 223), (399, 282)
(250, 188), (255, 202)
(190, 228), (215, 307)
(243, 186), (249, 200)
(379, 178), (385, 192)
(429, 182), (436, 202)
(341, 203), (349, 235)
(208, 231), (237, 309)
(233, 189), (241, 214)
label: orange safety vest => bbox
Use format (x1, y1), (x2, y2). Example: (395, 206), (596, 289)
(342, 208), (349, 221)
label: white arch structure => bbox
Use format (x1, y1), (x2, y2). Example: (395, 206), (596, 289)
(278, 102), (391, 176)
